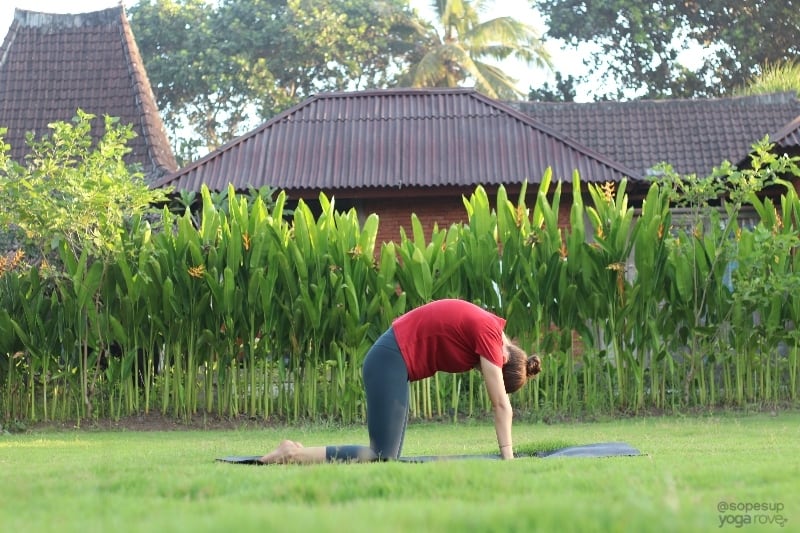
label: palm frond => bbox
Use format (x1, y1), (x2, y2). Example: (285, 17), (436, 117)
(400, 0), (551, 97)
(472, 61), (525, 100)
(409, 47), (451, 87)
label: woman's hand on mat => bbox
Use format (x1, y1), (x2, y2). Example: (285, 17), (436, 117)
(500, 445), (514, 460)
(479, 356), (514, 460)
(259, 440), (304, 464)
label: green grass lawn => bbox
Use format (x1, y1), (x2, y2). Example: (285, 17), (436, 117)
(1, 412), (798, 533)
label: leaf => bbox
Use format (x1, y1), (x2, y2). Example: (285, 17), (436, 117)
(410, 247), (433, 301)
(108, 315), (128, 345)
(162, 277), (175, 321)
(77, 261), (104, 311)
(223, 266), (236, 314)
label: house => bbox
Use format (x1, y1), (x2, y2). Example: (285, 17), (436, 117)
(0, 6), (177, 183)
(156, 87), (800, 244)
(513, 92), (800, 190)
(772, 112), (800, 159)
(153, 88), (643, 244)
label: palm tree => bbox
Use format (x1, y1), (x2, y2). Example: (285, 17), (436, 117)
(401, 0), (551, 99)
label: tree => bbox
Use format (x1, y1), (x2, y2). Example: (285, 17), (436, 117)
(400, 0), (551, 100)
(129, 0), (423, 162)
(534, 0), (800, 100)
(0, 111), (168, 263)
(224, 0), (422, 99)
(129, 0), (280, 162)
(527, 71), (577, 102)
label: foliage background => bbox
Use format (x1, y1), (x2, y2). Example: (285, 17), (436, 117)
(1, 116), (799, 425)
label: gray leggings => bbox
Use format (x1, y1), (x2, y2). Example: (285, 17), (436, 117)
(325, 327), (409, 461)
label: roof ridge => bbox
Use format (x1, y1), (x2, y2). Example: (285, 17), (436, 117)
(12, 6), (125, 29)
(313, 87), (478, 99)
(771, 114), (800, 145)
(0, 17), (20, 69)
(516, 91), (800, 108)
(117, 7), (178, 176)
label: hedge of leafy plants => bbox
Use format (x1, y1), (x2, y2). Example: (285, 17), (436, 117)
(1, 116), (798, 424)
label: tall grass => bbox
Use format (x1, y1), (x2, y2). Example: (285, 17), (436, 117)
(1, 142), (799, 423)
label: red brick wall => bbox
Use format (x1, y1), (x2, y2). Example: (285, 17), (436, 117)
(294, 186), (576, 248)
(359, 191), (573, 246)
(364, 196), (469, 245)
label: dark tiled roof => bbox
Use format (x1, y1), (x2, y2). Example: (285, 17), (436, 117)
(155, 88), (642, 193)
(0, 7), (177, 182)
(513, 93), (800, 178)
(773, 115), (800, 151)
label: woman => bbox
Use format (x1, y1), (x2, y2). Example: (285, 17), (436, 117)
(260, 299), (541, 464)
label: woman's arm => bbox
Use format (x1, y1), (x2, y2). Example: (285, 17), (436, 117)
(479, 356), (514, 459)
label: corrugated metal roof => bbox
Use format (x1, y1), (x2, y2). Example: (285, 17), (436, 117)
(514, 93), (800, 178)
(0, 7), (177, 182)
(155, 88), (641, 193)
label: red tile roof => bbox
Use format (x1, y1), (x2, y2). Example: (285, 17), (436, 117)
(0, 7), (177, 182)
(154, 88), (642, 193)
(514, 93), (800, 178)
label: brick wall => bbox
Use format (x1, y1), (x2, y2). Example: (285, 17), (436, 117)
(364, 196), (468, 245)
(359, 191), (573, 246)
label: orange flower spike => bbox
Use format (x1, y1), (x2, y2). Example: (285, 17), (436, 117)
(12, 249), (25, 268)
(606, 263), (625, 302)
(242, 232), (251, 251)
(602, 181), (615, 202)
(188, 264), (206, 278)
(515, 205), (525, 228)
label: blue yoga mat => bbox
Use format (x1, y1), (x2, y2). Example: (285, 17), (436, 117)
(216, 442), (642, 464)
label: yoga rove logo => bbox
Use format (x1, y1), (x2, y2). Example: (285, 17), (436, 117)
(717, 501), (788, 528)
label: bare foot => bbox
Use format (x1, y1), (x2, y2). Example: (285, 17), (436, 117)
(259, 439), (304, 464)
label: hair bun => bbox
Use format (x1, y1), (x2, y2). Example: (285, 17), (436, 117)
(527, 355), (542, 377)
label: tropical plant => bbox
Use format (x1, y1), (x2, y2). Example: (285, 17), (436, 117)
(736, 60), (800, 97)
(0, 110), (168, 264)
(0, 112), (168, 420)
(402, 0), (551, 99)
(2, 136), (800, 424)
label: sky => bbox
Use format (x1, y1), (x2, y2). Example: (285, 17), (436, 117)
(0, 0), (593, 100)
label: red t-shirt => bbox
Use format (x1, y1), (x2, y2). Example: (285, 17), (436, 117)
(391, 299), (506, 382)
